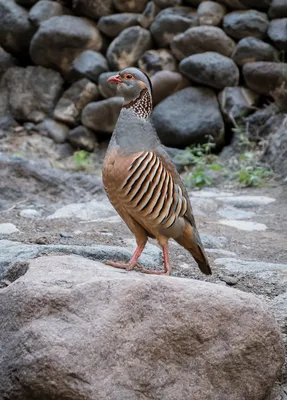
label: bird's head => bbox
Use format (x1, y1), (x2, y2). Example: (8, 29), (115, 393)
(107, 67), (152, 105)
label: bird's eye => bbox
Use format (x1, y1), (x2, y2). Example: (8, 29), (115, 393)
(126, 74), (133, 79)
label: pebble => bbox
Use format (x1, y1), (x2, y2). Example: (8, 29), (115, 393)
(20, 209), (41, 219)
(60, 232), (73, 238)
(0, 223), (19, 235)
(219, 275), (239, 286)
(219, 219), (267, 231)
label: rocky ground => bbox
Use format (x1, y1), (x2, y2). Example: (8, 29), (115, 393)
(0, 148), (286, 399)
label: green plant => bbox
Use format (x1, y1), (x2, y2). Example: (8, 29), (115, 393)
(232, 152), (272, 187)
(72, 150), (91, 169)
(177, 136), (225, 189)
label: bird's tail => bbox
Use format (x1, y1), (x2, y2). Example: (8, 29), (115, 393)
(175, 223), (212, 275)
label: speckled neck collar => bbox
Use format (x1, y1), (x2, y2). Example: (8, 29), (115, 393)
(123, 88), (153, 119)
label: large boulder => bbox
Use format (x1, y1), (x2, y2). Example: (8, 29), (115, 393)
(30, 16), (103, 74)
(67, 50), (109, 83)
(28, 0), (67, 27)
(151, 70), (189, 105)
(239, 0), (270, 8)
(180, 52), (239, 89)
(1, 66), (63, 123)
(267, 18), (287, 51)
(98, 13), (140, 37)
(0, 255), (284, 400)
(218, 86), (259, 122)
(264, 119), (287, 176)
(113, 0), (148, 12)
(171, 26), (235, 61)
(223, 10), (269, 40)
(152, 87), (225, 146)
(0, 0), (36, 59)
(138, 1), (160, 28)
(268, 0), (287, 19)
(138, 49), (177, 76)
(0, 48), (18, 80)
(67, 125), (97, 152)
(106, 26), (152, 70)
(153, 0), (182, 7)
(216, 0), (246, 8)
(150, 6), (198, 47)
(243, 61), (287, 95)
(81, 97), (123, 134)
(197, 1), (227, 26)
(98, 71), (119, 98)
(54, 78), (99, 126)
(72, 0), (113, 19)
(232, 37), (278, 65)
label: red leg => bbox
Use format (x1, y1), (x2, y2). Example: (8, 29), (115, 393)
(138, 243), (172, 275)
(105, 243), (146, 271)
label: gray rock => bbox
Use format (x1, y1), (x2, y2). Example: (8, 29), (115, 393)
(138, 1), (160, 28)
(54, 78), (99, 126)
(19, 209), (41, 218)
(30, 16), (103, 74)
(171, 26), (236, 61)
(219, 220), (267, 231)
(153, 0), (182, 7)
(1, 66), (63, 123)
(267, 18), (287, 51)
(82, 97), (122, 134)
(106, 26), (152, 70)
(29, 0), (67, 27)
(0, 240), (160, 278)
(223, 10), (269, 40)
(197, 1), (227, 26)
(0, 254), (284, 400)
(214, 257), (287, 274)
(152, 87), (225, 147)
(36, 118), (69, 143)
(180, 52), (239, 90)
(67, 125), (96, 152)
(213, 0), (246, 8)
(0, 47), (18, 80)
(0, 223), (19, 235)
(98, 13), (140, 37)
(218, 86), (259, 122)
(232, 37), (279, 66)
(138, 49), (177, 76)
(47, 199), (116, 220)
(239, 0), (271, 8)
(264, 119), (287, 177)
(113, 0), (148, 12)
(150, 6), (198, 47)
(243, 61), (287, 95)
(98, 71), (119, 98)
(72, 0), (113, 19)
(215, 194), (275, 207)
(0, 0), (35, 59)
(217, 206), (255, 220)
(67, 50), (108, 83)
(151, 70), (189, 105)
(269, 0), (287, 19)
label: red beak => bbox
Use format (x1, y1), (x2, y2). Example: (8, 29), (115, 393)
(107, 74), (122, 84)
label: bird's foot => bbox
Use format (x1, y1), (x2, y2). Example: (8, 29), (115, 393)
(137, 266), (171, 276)
(105, 260), (136, 271)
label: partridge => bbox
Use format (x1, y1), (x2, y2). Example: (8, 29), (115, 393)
(102, 67), (211, 276)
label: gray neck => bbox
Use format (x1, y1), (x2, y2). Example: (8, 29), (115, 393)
(109, 107), (160, 155)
